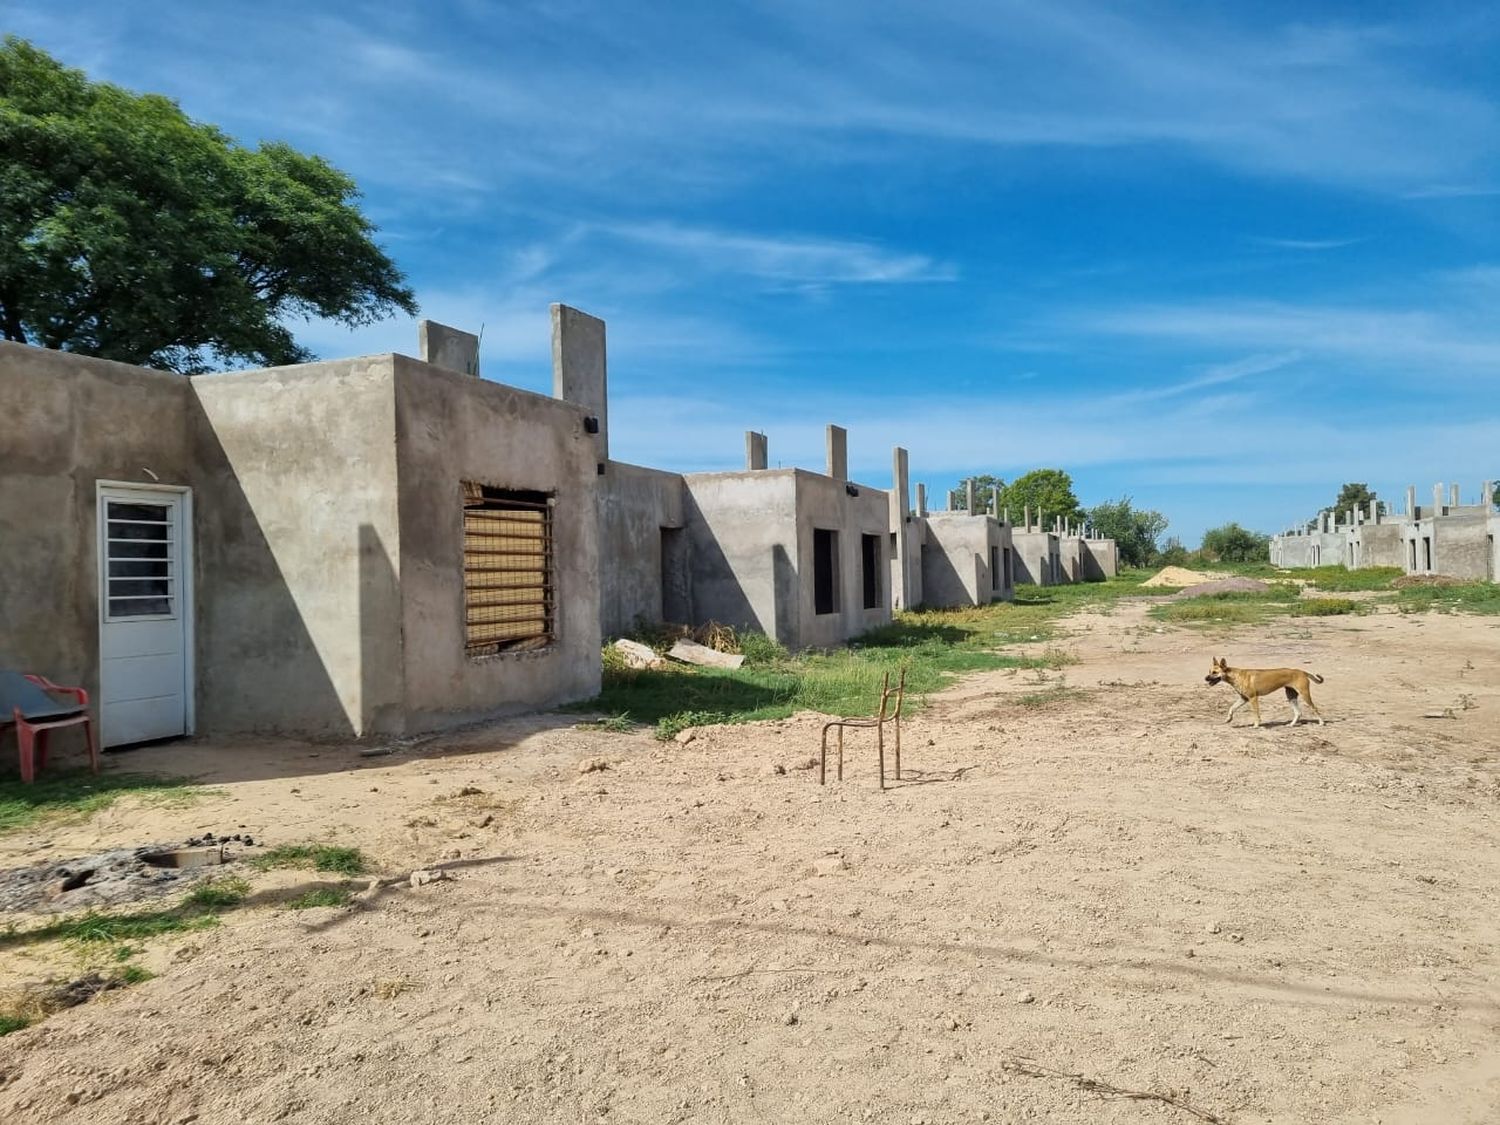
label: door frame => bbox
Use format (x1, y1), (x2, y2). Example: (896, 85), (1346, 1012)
(96, 480), (196, 741)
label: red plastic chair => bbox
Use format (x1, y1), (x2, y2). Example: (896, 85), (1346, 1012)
(2, 673), (99, 783)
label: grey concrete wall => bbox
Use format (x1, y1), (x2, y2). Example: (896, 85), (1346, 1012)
(793, 471), (892, 646)
(920, 514), (1013, 606)
(418, 320), (480, 376)
(0, 342), (197, 748)
(598, 460), (687, 637)
(1011, 531), (1059, 586)
(1353, 523), (1405, 569)
(1432, 511), (1494, 581)
(1081, 538), (1118, 580)
(551, 304), (608, 462)
(192, 356), (404, 737)
(680, 470), (799, 644)
(1058, 536), (1083, 584)
(393, 354), (601, 731)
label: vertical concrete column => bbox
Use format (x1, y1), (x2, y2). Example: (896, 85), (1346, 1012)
(1484, 481), (1494, 509)
(1002, 506), (1010, 527)
(551, 303), (609, 460)
(991, 488), (1002, 522)
(825, 424), (848, 481)
(916, 483), (927, 518)
(1369, 498), (1379, 524)
(1406, 485), (1416, 518)
(1023, 505), (1031, 532)
(890, 448), (910, 526)
(745, 431), (768, 471)
(418, 319), (480, 376)
(1450, 483), (1461, 508)
(1434, 483), (1445, 515)
(965, 479), (977, 514)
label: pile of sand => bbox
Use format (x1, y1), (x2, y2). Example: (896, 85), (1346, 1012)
(1176, 577), (1270, 598)
(1141, 566), (1216, 588)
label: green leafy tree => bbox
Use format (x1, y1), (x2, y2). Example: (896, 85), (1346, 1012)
(1200, 522), (1271, 563)
(0, 38), (416, 372)
(951, 474), (1006, 512)
(1308, 482), (1385, 529)
(1087, 497), (1169, 568)
(1157, 536), (1189, 566)
(1000, 468), (1084, 527)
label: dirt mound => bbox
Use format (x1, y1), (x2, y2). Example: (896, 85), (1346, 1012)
(1141, 565), (1215, 587)
(1176, 577), (1270, 598)
(1392, 573), (1467, 588)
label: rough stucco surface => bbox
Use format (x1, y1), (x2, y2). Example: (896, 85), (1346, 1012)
(597, 461), (686, 637)
(192, 357), (404, 737)
(681, 471), (799, 644)
(1011, 531), (1058, 587)
(920, 514), (1012, 606)
(1081, 539), (1118, 580)
(792, 471), (891, 648)
(0, 342), (195, 714)
(1432, 511), (1494, 581)
(1354, 523), (1405, 569)
(394, 355), (601, 731)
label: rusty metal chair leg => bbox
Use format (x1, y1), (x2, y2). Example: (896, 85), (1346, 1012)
(837, 725), (844, 781)
(820, 725), (828, 785)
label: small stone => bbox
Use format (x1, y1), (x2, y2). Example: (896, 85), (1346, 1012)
(1016, 991), (1035, 1004)
(674, 730), (696, 745)
(944, 1017), (959, 1031)
(782, 1011), (799, 1026)
(1185, 948), (1195, 958)
(1207, 921), (1222, 934)
(1229, 932), (1244, 943)
(813, 855), (847, 876)
(578, 757), (611, 774)
(410, 869), (451, 888)
(475, 815), (494, 828)
(772, 764), (787, 775)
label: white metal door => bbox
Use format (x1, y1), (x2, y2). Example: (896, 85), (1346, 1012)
(98, 487), (191, 747)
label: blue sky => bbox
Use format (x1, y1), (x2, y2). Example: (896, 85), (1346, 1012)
(9, 0), (1500, 541)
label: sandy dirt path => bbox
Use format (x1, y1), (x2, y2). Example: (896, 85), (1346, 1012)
(2, 599), (1498, 1124)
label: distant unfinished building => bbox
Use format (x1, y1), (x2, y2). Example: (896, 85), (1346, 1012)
(1270, 483), (1498, 582)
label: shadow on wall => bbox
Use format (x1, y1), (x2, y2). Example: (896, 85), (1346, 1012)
(359, 523), (403, 736)
(919, 539), (969, 609)
(187, 392), (352, 743)
(676, 489), (768, 640)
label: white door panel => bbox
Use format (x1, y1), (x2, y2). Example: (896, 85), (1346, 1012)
(99, 488), (191, 747)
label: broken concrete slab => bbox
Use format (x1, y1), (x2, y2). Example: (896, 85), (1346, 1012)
(667, 639), (745, 669)
(613, 638), (665, 669)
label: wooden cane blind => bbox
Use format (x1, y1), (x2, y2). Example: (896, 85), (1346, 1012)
(462, 482), (555, 655)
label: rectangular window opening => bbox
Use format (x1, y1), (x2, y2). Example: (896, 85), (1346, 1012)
(989, 545), (1000, 592)
(861, 533), (882, 609)
(463, 482), (554, 656)
(1422, 536), (1432, 572)
(814, 528), (840, 615)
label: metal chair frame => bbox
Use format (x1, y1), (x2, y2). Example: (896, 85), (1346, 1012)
(819, 668), (907, 790)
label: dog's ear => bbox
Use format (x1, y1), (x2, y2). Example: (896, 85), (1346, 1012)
(1218, 655), (1227, 666)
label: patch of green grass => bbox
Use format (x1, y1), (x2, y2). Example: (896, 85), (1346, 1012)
(1301, 565), (1403, 592)
(575, 713), (637, 733)
(1394, 582), (1500, 615)
(286, 885), (355, 910)
(183, 877), (251, 909)
(578, 573), (1167, 737)
(250, 844), (367, 877)
(0, 1014), (31, 1036)
(115, 964), (153, 985)
(1295, 597), (1359, 616)
(1016, 683), (1088, 709)
(0, 771), (212, 835)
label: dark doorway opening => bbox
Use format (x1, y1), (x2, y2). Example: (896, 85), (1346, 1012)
(814, 529), (839, 615)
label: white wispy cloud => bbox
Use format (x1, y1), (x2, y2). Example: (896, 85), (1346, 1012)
(1251, 237), (1363, 251)
(598, 222), (954, 285)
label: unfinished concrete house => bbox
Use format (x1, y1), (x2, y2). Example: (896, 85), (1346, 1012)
(1270, 481), (1497, 582)
(918, 483), (1015, 608)
(1, 331), (602, 749)
(1010, 509), (1062, 587)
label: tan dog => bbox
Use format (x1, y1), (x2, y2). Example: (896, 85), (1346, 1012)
(1205, 656), (1325, 727)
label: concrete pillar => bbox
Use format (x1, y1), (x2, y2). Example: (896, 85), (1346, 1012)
(991, 488), (1002, 522)
(1368, 498), (1379, 524)
(1002, 506), (1010, 527)
(965, 479), (977, 514)
(890, 447), (911, 608)
(1484, 481), (1494, 509)
(1450, 483), (1461, 508)
(825, 424), (848, 481)
(916, 483), (927, 518)
(745, 431), (767, 471)
(419, 320), (480, 376)
(1023, 505), (1031, 532)
(1406, 485), (1416, 518)
(551, 304), (608, 460)
(1434, 483), (1445, 515)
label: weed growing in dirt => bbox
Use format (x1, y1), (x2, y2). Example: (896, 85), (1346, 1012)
(1300, 565), (1403, 592)
(1017, 683), (1087, 709)
(251, 844), (367, 876)
(1393, 582), (1500, 616)
(286, 885), (355, 910)
(116, 964), (153, 985)
(1294, 597), (1358, 617)
(184, 877), (251, 909)
(0, 771), (213, 835)
(0, 1013), (31, 1035)
(575, 714), (637, 733)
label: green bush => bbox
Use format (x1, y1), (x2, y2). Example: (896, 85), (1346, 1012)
(738, 631), (788, 665)
(1295, 597), (1357, 616)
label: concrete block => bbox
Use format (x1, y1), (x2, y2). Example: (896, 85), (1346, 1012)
(1406, 485), (1416, 517)
(966, 479), (977, 514)
(418, 320), (480, 376)
(746, 431), (768, 471)
(551, 304), (608, 459)
(1451, 483), (1461, 508)
(825, 424), (847, 481)
(613, 639), (664, 669)
(916, 483), (927, 517)
(667, 639), (745, 669)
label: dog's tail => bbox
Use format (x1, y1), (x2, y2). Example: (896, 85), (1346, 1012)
(1309, 672), (1324, 683)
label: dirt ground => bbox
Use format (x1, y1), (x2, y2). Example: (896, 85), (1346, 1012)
(2, 599), (1498, 1124)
